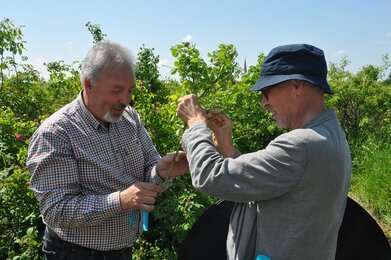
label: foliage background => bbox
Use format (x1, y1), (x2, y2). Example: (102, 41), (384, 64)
(1, 19), (390, 259)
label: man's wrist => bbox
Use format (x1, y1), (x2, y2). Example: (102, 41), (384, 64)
(220, 146), (237, 158)
(188, 118), (206, 127)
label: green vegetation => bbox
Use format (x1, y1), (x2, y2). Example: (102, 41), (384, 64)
(350, 142), (391, 239)
(1, 18), (390, 259)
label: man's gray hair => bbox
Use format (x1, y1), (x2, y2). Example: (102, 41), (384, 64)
(80, 40), (136, 86)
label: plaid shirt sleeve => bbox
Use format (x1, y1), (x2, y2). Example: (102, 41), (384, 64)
(27, 122), (123, 228)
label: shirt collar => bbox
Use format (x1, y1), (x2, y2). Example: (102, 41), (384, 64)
(303, 108), (336, 128)
(76, 91), (106, 130)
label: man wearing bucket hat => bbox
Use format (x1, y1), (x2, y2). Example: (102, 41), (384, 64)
(176, 44), (352, 259)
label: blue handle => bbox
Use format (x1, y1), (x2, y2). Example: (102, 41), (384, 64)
(142, 211), (149, 231)
(129, 211), (149, 232)
(256, 255), (271, 260)
(129, 211), (136, 227)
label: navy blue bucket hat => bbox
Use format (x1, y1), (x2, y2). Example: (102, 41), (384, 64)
(251, 44), (333, 94)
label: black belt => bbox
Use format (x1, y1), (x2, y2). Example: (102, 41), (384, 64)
(45, 227), (130, 255)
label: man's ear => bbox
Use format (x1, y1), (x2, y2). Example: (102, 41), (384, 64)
(83, 78), (92, 92)
(293, 80), (305, 94)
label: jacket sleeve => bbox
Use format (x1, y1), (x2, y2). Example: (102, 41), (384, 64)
(182, 122), (306, 202)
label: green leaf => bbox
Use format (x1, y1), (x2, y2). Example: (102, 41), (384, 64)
(26, 227), (34, 235)
(169, 94), (178, 101)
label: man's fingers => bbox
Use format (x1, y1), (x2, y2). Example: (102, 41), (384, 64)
(142, 196), (156, 205)
(137, 182), (163, 193)
(208, 109), (221, 114)
(175, 151), (187, 162)
(141, 203), (156, 212)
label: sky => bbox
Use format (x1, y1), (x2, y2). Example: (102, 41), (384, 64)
(2, 0), (391, 80)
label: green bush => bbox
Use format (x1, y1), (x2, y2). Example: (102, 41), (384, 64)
(349, 137), (391, 239)
(0, 168), (42, 259)
(0, 104), (43, 259)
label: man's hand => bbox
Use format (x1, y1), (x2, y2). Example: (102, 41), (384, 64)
(156, 151), (189, 179)
(119, 182), (162, 211)
(207, 109), (236, 158)
(177, 94), (207, 127)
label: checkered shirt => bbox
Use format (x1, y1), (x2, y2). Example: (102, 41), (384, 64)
(26, 93), (163, 251)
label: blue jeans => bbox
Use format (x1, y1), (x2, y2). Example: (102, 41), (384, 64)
(42, 228), (132, 260)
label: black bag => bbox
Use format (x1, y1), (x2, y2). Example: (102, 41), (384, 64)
(179, 197), (391, 260)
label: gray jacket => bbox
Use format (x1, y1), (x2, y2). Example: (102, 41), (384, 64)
(182, 108), (351, 260)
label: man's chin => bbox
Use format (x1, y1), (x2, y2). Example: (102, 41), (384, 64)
(102, 112), (123, 123)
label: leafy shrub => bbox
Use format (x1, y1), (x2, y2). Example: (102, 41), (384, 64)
(350, 142), (391, 239)
(0, 168), (43, 259)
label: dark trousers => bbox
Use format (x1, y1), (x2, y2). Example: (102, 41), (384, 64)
(42, 227), (132, 260)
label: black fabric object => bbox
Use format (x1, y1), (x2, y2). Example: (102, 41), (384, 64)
(335, 197), (391, 260)
(179, 200), (234, 260)
(179, 197), (391, 260)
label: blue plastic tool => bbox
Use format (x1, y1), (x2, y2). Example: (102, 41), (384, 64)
(256, 255), (271, 260)
(129, 211), (136, 226)
(129, 211), (149, 231)
(142, 211), (149, 231)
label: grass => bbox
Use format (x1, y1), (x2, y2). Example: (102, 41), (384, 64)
(349, 142), (391, 241)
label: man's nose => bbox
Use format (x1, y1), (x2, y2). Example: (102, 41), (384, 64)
(120, 91), (131, 105)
